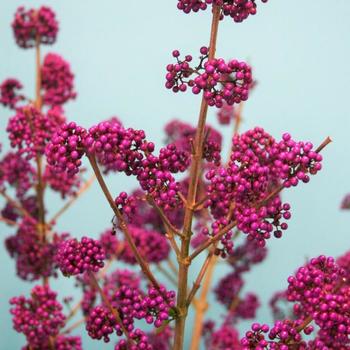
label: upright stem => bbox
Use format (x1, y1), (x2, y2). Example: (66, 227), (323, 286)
(173, 6), (221, 350)
(189, 255), (218, 350)
(34, 34), (47, 288)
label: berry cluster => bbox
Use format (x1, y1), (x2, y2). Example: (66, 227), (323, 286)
(114, 192), (137, 222)
(177, 0), (268, 23)
(0, 78), (24, 109)
(166, 48), (253, 108)
(205, 127), (323, 248)
(46, 122), (87, 175)
(7, 105), (65, 159)
(86, 305), (122, 342)
(43, 165), (82, 199)
(56, 237), (106, 276)
(0, 152), (36, 198)
(10, 285), (65, 348)
(41, 53), (76, 106)
(12, 6), (58, 48)
(5, 218), (62, 281)
(119, 225), (170, 264)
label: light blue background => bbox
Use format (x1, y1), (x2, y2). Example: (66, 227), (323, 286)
(1, 1), (350, 349)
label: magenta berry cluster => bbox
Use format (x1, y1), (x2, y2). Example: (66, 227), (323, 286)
(7, 105), (65, 159)
(119, 225), (170, 264)
(56, 237), (106, 276)
(86, 305), (122, 342)
(0, 78), (24, 109)
(41, 53), (77, 106)
(205, 127), (323, 248)
(12, 6), (59, 48)
(177, 0), (268, 23)
(166, 47), (253, 108)
(46, 122), (87, 175)
(5, 218), (63, 281)
(10, 285), (66, 348)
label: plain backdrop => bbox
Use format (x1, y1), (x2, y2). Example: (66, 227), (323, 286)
(1, 1), (350, 349)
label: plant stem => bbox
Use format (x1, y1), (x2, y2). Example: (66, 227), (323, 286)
(0, 190), (32, 218)
(0, 216), (17, 226)
(189, 254), (218, 350)
(173, 5), (221, 350)
(62, 318), (85, 334)
(87, 154), (161, 290)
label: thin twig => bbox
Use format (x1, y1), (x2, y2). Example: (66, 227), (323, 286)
(87, 154), (161, 291)
(61, 318), (85, 334)
(157, 264), (178, 287)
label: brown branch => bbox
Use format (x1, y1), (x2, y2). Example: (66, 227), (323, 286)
(147, 195), (184, 238)
(157, 263), (178, 287)
(0, 216), (17, 226)
(173, 5), (221, 350)
(0, 190), (32, 218)
(189, 253), (218, 350)
(61, 318), (85, 334)
(87, 154), (161, 291)
(186, 248), (217, 307)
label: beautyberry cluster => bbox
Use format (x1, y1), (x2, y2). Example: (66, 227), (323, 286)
(166, 47), (253, 108)
(7, 105), (65, 159)
(12, 6), (58, 48)
(177, 0), (268, 23)
(10, 285), (65, 348)
(56, 237), (106, 276)
(0, 78), (24, 109)
(41, 53), (76, 106)
(46, 122), (87, 175)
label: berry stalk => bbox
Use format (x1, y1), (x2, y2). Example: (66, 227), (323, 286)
(173, 5), (221, 350)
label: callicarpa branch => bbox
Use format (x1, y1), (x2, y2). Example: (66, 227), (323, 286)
(1, 1), (350, 350)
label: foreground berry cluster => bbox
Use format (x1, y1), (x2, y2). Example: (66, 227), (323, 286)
(0, 3), (344, 350)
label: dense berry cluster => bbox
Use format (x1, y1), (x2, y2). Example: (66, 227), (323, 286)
(115, 329), (152, 350)
(112, 284), (176, 331)
(86, 305), (122, 342)
(41, 53), (76, 106)
(46, 122), (87, 175)
(0, 78), (24, 109)
(205, 127), (323, 247)
(10, 285), (65, 348)
(84, 121), (153, 174)
(56, 237), (106, 276)
(7, 105), (65, 159)
(205, 324), (241, 349)
(43, 165), (82, 199)
(166, 48), (253, 107)
(12, 6), (58, 48)
(5, 218), (61, 281)
(0, 152), (36, 198)
(177, 0), (268, 23)
(119, 225), (170, 264)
